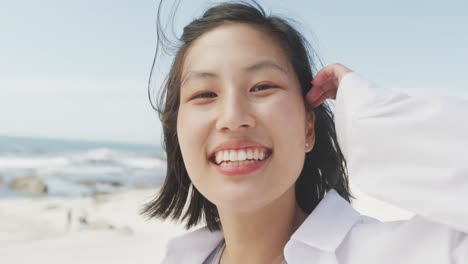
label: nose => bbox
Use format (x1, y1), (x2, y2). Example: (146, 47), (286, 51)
(215, 90), (255, 132)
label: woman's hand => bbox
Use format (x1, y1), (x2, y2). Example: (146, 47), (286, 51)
(306, 63), (353, 108)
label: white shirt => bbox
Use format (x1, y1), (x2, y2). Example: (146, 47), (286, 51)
(161, 73), (468, 263)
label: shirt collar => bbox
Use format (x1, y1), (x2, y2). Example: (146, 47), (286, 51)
(289, 189), (362, 252)
(163, 226), (224, 263)
(163, 189), (361, 263)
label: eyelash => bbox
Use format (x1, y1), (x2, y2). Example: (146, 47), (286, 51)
(191, 92), (217, 100)
(190, 83), (277, 100)
(251, 83), (276, 92)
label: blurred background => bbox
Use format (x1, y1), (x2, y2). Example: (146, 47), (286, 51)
(0, 0), (467, 263)
(2, 0), (467, 197)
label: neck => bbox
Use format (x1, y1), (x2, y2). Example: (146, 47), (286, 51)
(218, 186), (307, 264)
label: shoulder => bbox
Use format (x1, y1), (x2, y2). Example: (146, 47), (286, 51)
(348, 214), (461, 240)
(166, 225), (224, 252)
(162, 225), (224, 263)
(337, 216), (468, 263)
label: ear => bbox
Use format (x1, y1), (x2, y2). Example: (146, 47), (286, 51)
(305, 111), (316, 153)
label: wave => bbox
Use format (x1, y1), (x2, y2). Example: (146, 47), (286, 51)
(0, 142), (166, 198)
(0, 156), (71, 169)
(0, 148), (165, 170)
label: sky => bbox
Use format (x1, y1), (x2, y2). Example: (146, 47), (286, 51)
(1, 0), (467, 145)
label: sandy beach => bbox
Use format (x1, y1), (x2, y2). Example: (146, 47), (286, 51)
(0, 184), (414, 264)
(0, 188), (188, 264)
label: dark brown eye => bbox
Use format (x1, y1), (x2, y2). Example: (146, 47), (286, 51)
(192, 92), (217, 100)
(251, 83), (276, 92)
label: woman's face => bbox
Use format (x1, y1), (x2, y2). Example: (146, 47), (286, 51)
(177, 23), (315, 213)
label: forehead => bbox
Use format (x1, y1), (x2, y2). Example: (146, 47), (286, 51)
(182, 23), (291, 75)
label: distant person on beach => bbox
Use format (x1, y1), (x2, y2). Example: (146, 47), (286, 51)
(143, 1), (468, 263)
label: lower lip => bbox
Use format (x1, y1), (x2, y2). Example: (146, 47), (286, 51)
(212, 155), (271, 176)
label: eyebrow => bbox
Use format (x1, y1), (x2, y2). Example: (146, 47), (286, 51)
(181, 60), (289, 86)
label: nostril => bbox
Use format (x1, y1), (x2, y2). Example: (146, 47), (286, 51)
(215, 110), (256, 131)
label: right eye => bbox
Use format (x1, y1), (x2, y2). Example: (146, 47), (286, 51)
(250, 83), (277, 92)
(191, 92), (217, 100)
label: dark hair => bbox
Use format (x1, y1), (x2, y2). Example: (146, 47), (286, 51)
(142, 0), (353, 231)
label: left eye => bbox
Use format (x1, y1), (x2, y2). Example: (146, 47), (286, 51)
(191, 92), (217, 100)
(251, 83), (276, 92)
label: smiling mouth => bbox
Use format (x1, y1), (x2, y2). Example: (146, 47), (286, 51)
(209, 148), (273, 167)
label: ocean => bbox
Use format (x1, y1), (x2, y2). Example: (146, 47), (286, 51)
(0, 136), (166, 198)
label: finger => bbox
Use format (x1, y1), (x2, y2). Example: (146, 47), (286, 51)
(306, 84), (324, 103)
(324, 88), (337, 100)
(307, 81), (336, 103)
(309, 94), (329, 108)
(312, 65), (335, 87)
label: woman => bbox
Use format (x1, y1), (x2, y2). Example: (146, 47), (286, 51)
(144, 1), (468, 263)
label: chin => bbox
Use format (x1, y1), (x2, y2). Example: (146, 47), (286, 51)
(213, 193), (274, 214)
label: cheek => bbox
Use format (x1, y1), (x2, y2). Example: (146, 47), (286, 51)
(260, 94), (308, 178)
(261, 94), (307, 146)
(177, 106), (211, 144)
(176, 106), (213, 181)
(177, 106), (223, 204)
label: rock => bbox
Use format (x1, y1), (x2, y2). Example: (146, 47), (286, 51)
(78, 179), (98, 186)
(9, 175), (48, 194)
(79, 215), (115, 230)
(88, 221), (115, 230)
(92, 193), (110, 203)
(78, 179), (123, 187)
(109, 181), (122, 187)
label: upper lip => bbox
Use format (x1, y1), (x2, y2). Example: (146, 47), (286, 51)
(209, 139), (272, 160)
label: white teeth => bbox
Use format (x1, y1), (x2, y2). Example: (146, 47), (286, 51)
(213, 148), (270, 165)
(246, 149), (253, 159)
(215, 152), (223, 164)
(253, 149), (260, 160)
(238, 150), (246, 161)
(229, 150), (236, 161)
